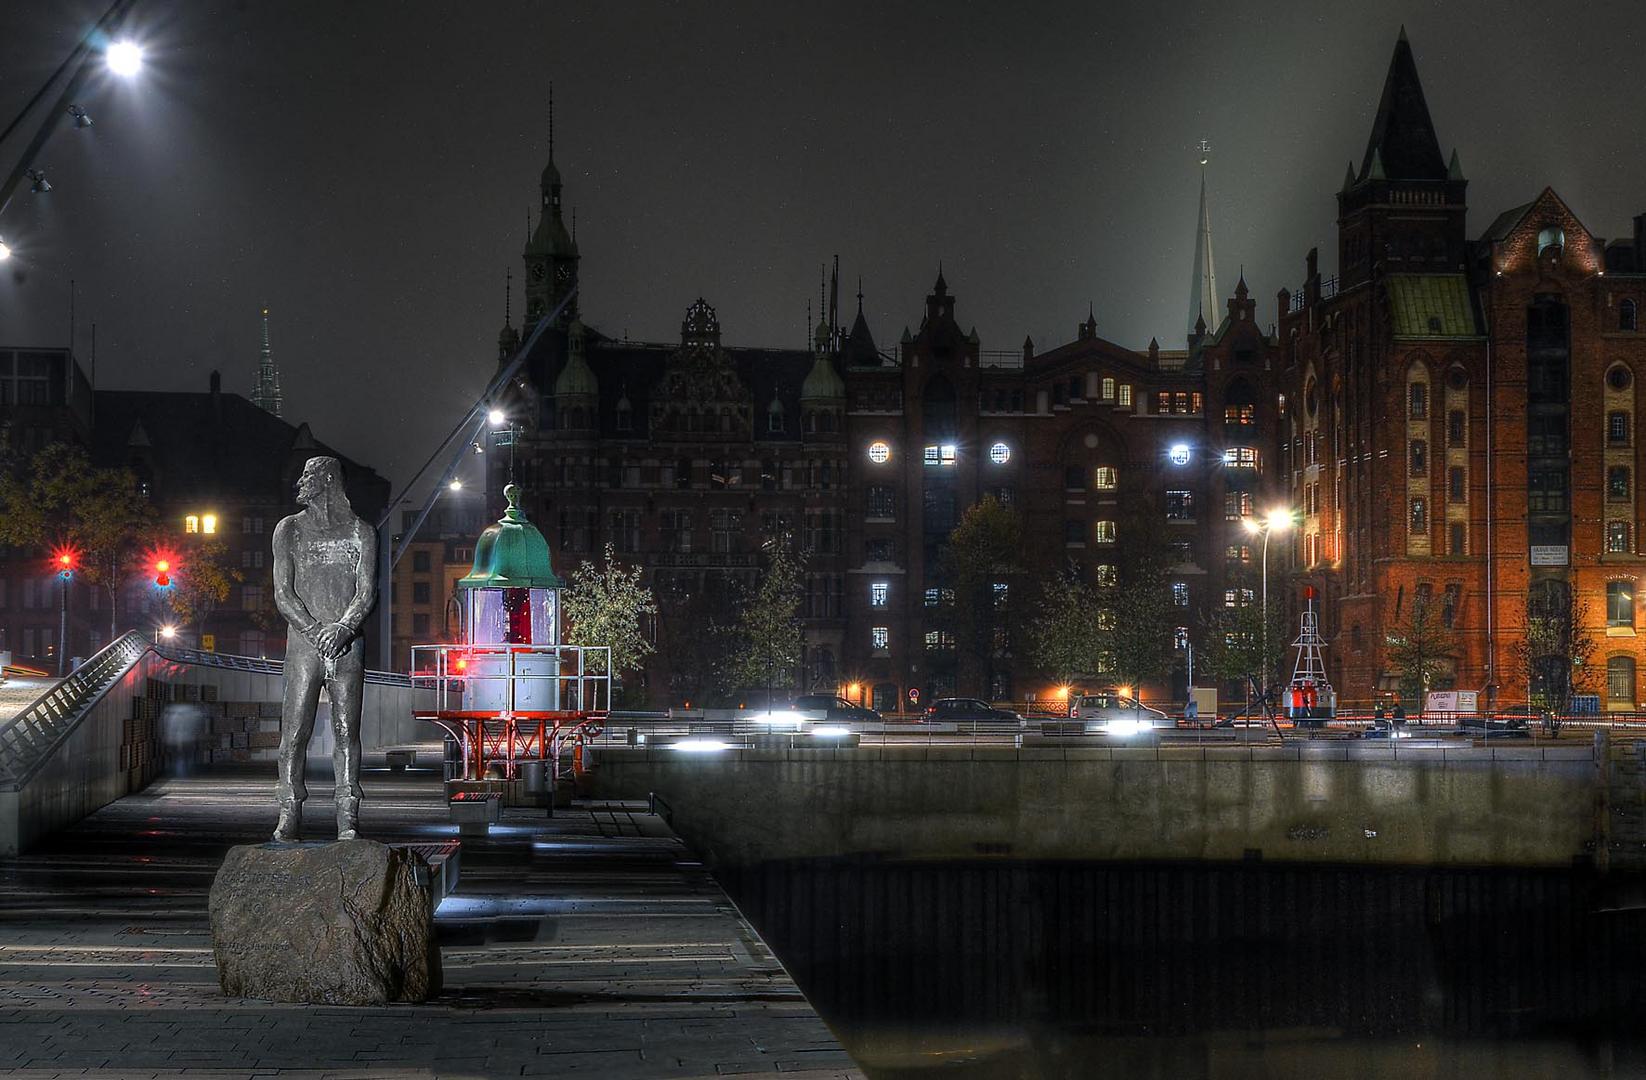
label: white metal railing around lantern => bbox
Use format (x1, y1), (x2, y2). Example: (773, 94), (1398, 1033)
(409, 642), (612, 781)
(410, 643), (612, 715)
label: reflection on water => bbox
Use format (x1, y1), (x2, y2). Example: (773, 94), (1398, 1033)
(717, 859), (1646, 1078)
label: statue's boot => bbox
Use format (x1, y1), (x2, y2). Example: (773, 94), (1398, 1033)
(336, 794), (360, 841)
(272, 800), (302, 843)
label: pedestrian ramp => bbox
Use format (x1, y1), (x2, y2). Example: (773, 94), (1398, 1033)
(0, 630), (430, 855)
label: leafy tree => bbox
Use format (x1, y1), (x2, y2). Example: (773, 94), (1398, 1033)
(167, 538), (241, 642)
(1103, 514), (1176, 694)
(0, 443), (156, 637)
(1198, 600), (1291, 702)
(562, 542), (659, 697)
(1026, 569), (1105, 687)
(942, 495), (1024, 697)
(1512, 587), (1599, 726)
(720, 536), (806, 700)
(1384, 589), (1458, 705)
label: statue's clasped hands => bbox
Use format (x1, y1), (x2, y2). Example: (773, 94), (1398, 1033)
(310, 621), (353, 660)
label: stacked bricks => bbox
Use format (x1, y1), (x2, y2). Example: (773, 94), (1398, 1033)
(198, 700), (283, 765)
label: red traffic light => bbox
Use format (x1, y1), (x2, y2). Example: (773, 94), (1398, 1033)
(154, 558), (171, 588)
(51, 546), (78, 573)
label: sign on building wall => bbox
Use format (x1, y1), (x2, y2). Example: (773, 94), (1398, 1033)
(1530, 545), (1569, 566)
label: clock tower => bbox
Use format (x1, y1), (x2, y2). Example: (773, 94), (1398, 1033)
(523, 94), (579, 330)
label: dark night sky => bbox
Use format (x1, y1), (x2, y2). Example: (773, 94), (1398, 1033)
(2, 1), (1643, 497)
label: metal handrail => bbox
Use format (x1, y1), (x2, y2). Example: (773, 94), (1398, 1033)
(152, 643), (413, 687)
(0, 630), (149, 789)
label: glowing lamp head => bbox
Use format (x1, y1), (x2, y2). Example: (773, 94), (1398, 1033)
(0, 238), (11, 261)
(1265, 509), (1294, 533)
(487, 408), (507, 426)
(159, 624), (176, 640)
(106, 40), (144, 77)
(448, 479), (463, 492)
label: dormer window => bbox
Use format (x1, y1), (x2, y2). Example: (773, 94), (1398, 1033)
(766, 397), (784, 433)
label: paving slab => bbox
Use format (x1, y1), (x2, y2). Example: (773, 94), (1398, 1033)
(0, 763), (862, 1078)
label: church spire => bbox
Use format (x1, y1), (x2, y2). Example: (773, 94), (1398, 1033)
(524, 84), (579, 329)
(251, 306), (282, 418)
(1188, 141), (1218, 341)
(1357, 29), (1446, 182)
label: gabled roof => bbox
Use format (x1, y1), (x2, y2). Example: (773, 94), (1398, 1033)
(1480, 201), (1537, 244)
(91, 389), (386, 507)
(1358, 30), (1448, 183)
(1385, 274), (1481, 338)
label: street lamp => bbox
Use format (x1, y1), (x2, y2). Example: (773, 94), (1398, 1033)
(105, 40), (144, 77)
(1242, 508), (1295, 706)
(0, 238), (10, 261)
(487, 408), (507, 426)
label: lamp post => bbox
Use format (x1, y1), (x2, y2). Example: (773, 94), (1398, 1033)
(1242, 509), (1294, 707)
(54, 550), (76, 676)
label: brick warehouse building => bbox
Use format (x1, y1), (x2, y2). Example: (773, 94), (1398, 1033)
(1278, 31), (1646, 708)
(489, 130), (1285, 709)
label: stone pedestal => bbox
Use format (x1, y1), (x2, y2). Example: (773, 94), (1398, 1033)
(209, 839), (442, 1004)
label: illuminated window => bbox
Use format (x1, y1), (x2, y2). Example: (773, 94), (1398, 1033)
(1226, 544), (1252, 562)
(989, 442), (1010, 464)
(1094, 520), (1116, 544)
(1224, 491), (1254, 520)
(1608, 522), (1631, 554)
(1409, 497), (1427, 533)
(940, 444), (956, 464)
(184, 515), (200, 534)
(924, 445), (939, 466)
(1095, 564), (1117, 587)
(1097, 609), (1116, 630)
(1174, 627), (1190, 650)
(1165, 490), (1194, 520)
(1224, 588), (1254, 608)
(1171, 582), (1189, 607)
(1608, 581), (1634, 627)
(1224, 404), (1255, 425)
(1118, 384), (1132, 408)
(1224, 447), (1260, 469)
(870, 581), (889, 607)
(202, 514), (218, 535)
(871, 626), (889, 651)
(868, 441), (891, 464)
(1094, 466), (1118, 490)
(1101, 377), (1115, 399)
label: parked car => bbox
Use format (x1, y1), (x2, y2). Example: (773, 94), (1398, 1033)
(792, 694), (883, 724)
(1070, 691), (1172, 735)
(923, 697), (1023, 724)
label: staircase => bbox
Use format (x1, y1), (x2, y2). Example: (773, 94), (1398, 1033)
(0, 633), (150, 790)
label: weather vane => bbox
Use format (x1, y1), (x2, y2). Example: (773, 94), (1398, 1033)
(1197, 139), (1211, 167)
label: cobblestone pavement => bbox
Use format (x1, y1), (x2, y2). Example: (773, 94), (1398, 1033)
(0, 762), (862, 1079)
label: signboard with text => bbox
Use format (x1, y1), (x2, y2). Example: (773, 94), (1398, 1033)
(1530, 545), (1569, 566)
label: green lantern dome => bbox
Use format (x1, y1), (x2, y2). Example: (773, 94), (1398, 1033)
(456, 483), (562, 590)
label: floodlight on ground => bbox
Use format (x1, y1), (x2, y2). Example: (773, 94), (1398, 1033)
(68, 105), (93, 128)
(26, 170), (51, 194)
(106, 40), (144, 77)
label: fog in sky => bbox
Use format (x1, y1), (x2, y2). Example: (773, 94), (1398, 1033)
(2, 1), (1642, 492)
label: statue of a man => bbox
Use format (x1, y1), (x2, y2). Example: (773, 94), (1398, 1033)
(271, 455), (378, 842)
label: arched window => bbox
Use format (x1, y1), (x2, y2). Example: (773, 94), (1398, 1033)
(1537, 227), (1565, 256)
(1623, 299), (1639, 332)
(1609, 656), (1637, 705)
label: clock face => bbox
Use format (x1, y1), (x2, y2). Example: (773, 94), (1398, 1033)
(529, 262), (546, 282)
(555, 264), (572, 284)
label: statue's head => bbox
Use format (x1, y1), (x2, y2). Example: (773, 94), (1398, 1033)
(296, 456), (346, 510)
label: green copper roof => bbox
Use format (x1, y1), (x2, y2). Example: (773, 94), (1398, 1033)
(1386, 274), (1480, 338)
(456, 483), (562, 590)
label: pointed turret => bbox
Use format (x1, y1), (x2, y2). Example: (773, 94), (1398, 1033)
(524, 86), (579, 328)
(250, 306), (283, 418)
(498, 269), (520, 362)
(843, 282), (880, 366)
(1188, 153), (1218, 340)
(1447, 148), (1465, 181)
(1357, 30), (1447, 182)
